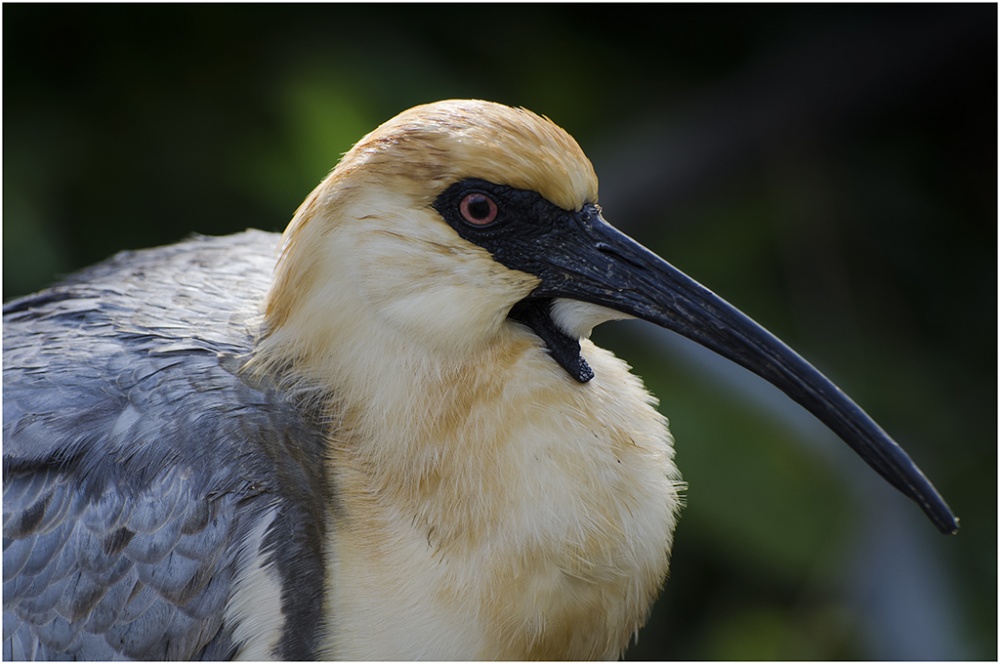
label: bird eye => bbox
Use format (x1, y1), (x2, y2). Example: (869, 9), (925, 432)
(459, 192), (499, 226)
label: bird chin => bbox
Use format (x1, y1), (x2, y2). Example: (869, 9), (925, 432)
(549, 298), (634, 339)
(508, 298), (631, 383)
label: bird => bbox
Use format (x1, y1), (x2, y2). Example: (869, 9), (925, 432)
(3, 99), (957, 661)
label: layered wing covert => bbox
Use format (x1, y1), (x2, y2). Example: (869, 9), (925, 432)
(3, 231), (331, 660)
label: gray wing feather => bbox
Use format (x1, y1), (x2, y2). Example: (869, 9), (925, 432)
(3, 231), (331, 660)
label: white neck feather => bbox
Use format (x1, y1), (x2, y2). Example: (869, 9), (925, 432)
(249, 186), (683, 660)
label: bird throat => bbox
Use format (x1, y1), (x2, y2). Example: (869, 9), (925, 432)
(508, 299), (594, 383)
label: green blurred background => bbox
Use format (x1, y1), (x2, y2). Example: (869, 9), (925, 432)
(3, 4), (995, 660)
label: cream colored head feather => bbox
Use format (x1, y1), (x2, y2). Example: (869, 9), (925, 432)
(256, 100), (600, 393)
(333, 99), (598, 211)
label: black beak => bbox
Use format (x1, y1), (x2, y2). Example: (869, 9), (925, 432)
(434, 179), (958, 535)
(531, 204), (958, 535)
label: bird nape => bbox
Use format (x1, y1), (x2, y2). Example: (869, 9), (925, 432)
(2, 99), (956, 661)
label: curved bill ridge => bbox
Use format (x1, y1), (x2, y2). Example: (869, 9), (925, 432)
(532, 206), (959, 534)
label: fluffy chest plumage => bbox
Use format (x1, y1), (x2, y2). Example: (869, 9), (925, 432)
(320, 338), (682, 660)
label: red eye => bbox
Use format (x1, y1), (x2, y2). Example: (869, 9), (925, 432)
(459, 192), (498, 226)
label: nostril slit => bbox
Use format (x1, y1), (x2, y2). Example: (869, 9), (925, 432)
(596, 242), (646, 272)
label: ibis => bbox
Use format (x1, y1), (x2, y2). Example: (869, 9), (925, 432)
(2, 99), (957, 660)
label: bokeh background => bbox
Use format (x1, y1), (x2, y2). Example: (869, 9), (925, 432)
(4, 4), (996, 660)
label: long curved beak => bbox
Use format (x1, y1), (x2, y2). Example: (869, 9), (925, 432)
(530, 204), (958, 535)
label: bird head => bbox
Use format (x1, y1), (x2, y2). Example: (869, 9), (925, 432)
(262, 100), (617, 371)
(258, 99), (956, 535)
